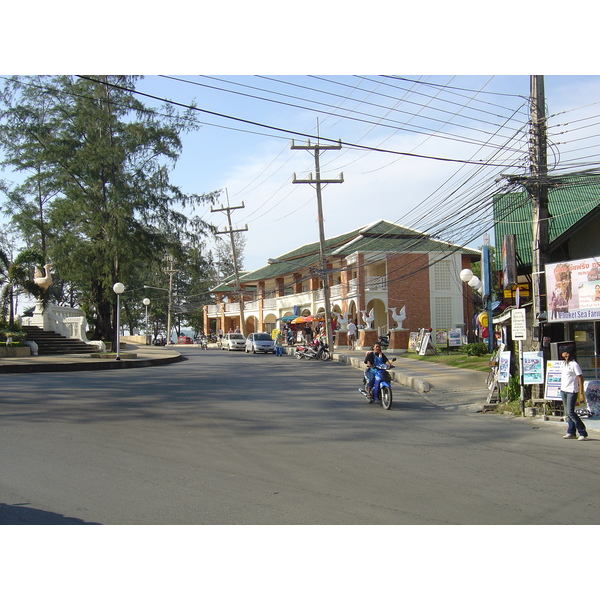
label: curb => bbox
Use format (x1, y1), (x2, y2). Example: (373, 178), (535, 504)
(0, 352), (183, 374)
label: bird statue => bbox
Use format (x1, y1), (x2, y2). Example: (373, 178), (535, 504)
(360, 308), (375, 330)
(333, 310), (349, 329)
(389, 306), (407, 330)
(33, 264), (53, 291)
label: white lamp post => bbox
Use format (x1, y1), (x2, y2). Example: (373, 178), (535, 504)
(113, 282), (125, 360)
(143, 298), (151, 344)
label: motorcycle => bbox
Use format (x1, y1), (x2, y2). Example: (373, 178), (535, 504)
(198, 335), (208, 350)
(378, 334), (390, 349)
(311, 337), (331, 361)
(295, 338), (331, 361)
(358, 358), (396, 409)
(295, 344), (313, 359)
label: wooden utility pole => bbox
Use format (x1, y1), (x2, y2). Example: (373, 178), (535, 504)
(291, 138), (344, 351)
(211, 193), (248, 336)
(164, 254), (179, 344)
(530, 75), (549, 349)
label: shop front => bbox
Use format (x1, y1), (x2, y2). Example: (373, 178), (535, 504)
(546, 256), (600, 380)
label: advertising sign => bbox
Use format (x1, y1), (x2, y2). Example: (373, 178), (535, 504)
(448, 328), (462, 347)
(545, 360), (564, 400)
(546, 256), (600, 322)
(522, 351), (544, 385)
(511, 308), (527, 340)
(498, 351), (511, 383)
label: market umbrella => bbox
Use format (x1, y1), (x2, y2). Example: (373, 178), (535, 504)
(291, 316), (305, 324)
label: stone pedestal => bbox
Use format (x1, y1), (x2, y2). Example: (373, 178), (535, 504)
(357, 329), (378, 351)
(388, 330), (409, 353)
(336, 331), (347, 348)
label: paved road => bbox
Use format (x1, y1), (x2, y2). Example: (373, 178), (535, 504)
(1, 346), (599, 524)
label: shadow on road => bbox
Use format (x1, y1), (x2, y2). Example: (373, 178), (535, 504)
(0, 503), (100, 525)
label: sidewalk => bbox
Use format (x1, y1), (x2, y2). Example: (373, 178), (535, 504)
(328, 347), (600, 434)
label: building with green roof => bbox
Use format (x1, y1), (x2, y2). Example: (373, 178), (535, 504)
(204, 219), (480, 350)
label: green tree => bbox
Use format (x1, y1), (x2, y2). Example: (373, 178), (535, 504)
(0, 75), (218, 344)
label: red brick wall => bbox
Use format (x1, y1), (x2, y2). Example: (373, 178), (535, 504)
(386, 253), (431, 331)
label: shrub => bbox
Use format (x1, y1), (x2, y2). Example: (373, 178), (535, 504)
(465, 342), (489, 357)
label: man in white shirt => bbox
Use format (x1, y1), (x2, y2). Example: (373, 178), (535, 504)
(347, 320), (357, 350)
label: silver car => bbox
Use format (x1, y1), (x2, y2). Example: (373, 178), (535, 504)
(221, 333), (246, 351)
(245, 332), (275, 354)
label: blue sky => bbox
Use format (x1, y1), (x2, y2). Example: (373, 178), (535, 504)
(131, 74), (600, 271)
(4, 7), (600, 273)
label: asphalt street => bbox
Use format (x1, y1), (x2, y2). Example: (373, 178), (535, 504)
(1, 345), (599, 525)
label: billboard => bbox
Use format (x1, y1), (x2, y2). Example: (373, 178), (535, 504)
(546, 257), (600, 322)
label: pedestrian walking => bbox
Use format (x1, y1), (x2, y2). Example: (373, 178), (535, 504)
(347, 320), (357, 350)
(560, 349), (589, 440)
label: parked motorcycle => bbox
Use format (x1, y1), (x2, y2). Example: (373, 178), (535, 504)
(311, 337), (331, 361)
(378, 334), (390, 349)
(295, 338), (331, 360)
(295, 344), (313, 359)
(358, 358), (396, 409)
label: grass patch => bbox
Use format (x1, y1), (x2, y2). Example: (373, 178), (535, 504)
(402, 351), (491, 372)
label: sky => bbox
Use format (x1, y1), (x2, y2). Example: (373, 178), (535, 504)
(4, 5), (600, 275)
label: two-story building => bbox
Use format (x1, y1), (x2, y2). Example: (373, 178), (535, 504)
(204, 219), (479, 351)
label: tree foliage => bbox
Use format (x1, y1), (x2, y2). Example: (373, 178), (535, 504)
(0, 75), (219, 341)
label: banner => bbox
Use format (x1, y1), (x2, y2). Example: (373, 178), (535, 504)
(546, 256), (600, 321)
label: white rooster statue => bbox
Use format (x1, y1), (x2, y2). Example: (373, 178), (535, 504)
(333, 310), (349, 330)
(360, 308), (375, 330)
(33, 264), (53, 291)
(389, 306), (407, 330)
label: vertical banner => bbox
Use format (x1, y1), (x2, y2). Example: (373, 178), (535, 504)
(498, 351), (512, 383)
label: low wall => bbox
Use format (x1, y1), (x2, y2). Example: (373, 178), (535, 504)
(0, 347), (31, 358)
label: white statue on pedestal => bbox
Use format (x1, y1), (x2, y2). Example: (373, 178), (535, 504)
(333, 310), (349, 330)
(389, 306), (407, 330)
(360, 308), (375, 330)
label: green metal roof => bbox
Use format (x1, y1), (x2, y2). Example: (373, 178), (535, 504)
(493, 175), (600, 268)
(239, 220), (479, 283)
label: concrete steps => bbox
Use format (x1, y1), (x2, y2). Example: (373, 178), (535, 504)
(22, 326), (94, 355)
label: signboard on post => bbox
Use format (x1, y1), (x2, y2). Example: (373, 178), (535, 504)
(511, 308), (527, 341)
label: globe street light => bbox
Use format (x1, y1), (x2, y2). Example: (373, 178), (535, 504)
(113, 282), (125, 360)
(143, 297), (151, 344)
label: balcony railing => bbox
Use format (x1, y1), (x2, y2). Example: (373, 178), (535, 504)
(365, 275), (387, 291)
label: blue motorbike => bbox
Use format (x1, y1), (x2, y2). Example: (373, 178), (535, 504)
(358, 358), (396, 410)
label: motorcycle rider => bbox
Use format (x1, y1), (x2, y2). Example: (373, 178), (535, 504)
(364, 343), (394, 399)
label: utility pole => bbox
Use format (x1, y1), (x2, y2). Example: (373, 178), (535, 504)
(530, 75), (549, 350)
(211, 191), (248, 336)
(291, 137), (344, 351)
(164, 254), (179, 344)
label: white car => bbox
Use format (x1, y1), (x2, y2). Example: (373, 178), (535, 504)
(221, 332), (246, 351)
(245, 332), (275, 354)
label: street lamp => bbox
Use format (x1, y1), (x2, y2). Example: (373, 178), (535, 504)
(143, 298), (151, 344)
(113, 282), (125, 360)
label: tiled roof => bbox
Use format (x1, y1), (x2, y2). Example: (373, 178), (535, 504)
(493, 175), (600, 268)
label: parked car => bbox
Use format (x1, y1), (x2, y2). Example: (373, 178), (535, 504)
(245, 332), (275, 354)
(221, 332), (246, 351)
(177, 335), (193, 345)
